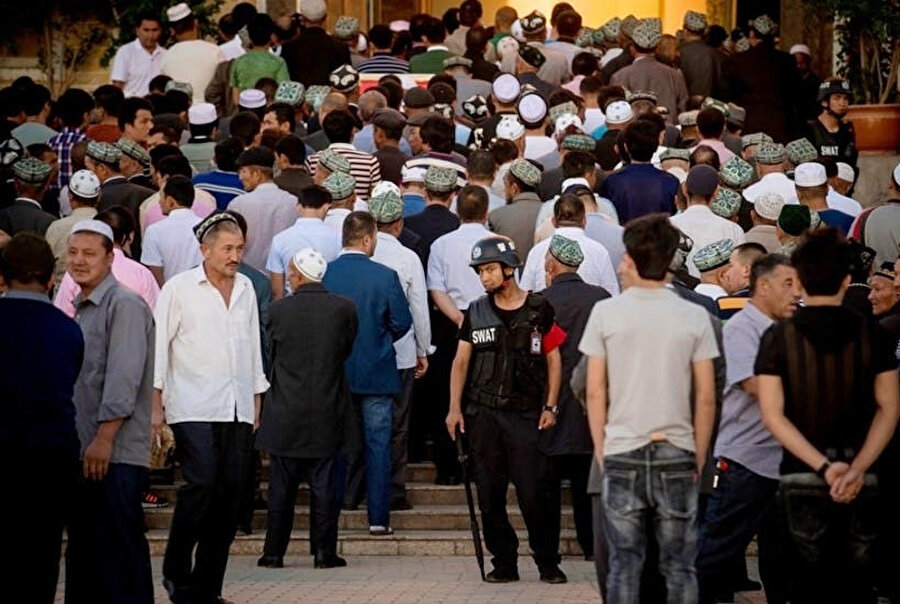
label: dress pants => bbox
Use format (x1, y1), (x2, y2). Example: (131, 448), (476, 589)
(425, 311), (461, 480)
(65, 462), (153, 604)
(550, 454), (593, 558)
(391, 368), (416, 504)
(163, 421), (253, 604)
(263, 456), (337, 559)
(465, 404), (559, 571)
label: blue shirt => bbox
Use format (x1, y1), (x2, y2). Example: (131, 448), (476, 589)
(817, 209), (854, 236)
(600, 163), (679, 224)
(322, 252), (412, 395)
(265, 217), (342, 295)
(193, 169), (245, 211)
(403, 193), (426, 218)
(0, 292), (83, 456)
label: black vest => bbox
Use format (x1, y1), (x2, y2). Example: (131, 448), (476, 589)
(464, 294), (548, 412)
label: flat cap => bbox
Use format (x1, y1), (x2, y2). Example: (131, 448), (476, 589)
(424, 165), (458, 192)
(114, 137), (150, 166)
(710, 187), (742, 218)
(754, 192), (785, 221)
(371, 107), (407, 130)
(508, 158), (541, 187)
(235, 146), (275, 168)
(778, 204), (812, 236)
(693, 238), (734, 272)
(86, 141), (122, 165)
(755, 142), (786, 165)
(12, 157), (52, 184)
(719, 156), (755, 189)
(274, 81), (306, 106)
(741, 132), (773, 149)
(368, 186), (404, 223)
(686, 164), (720, 197)
(549, 234), (584, 267)
(520, 10), (547, 34)
(683, 11), (708, 33)
(785, 138), (819, 165)
(318, 148), (351, 174)
(322, 171), (356, 200)
(329, 64), (359, 93)
(404, 87), (435, 109)
(333, 16), (359, 40)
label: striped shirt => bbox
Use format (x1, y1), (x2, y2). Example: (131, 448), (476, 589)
(357, 53), (410, 74)
(403, 152), (468, 188)
(306, 143), (382, 201)
(48, 127), (88, 190)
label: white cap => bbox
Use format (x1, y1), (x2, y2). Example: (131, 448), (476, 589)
(605, 100), (634, 125)
(68, 169), (101, 199)
(188, 103), (217, 125)
(356, 33), (368, 53)
(390, 20), (410, 32)
(666, 167), (688, 183)
(239, 89), (267, 109)
(372, 180), (402, 198)
(496, 36), (520, 58)
(554, 113), (583, 136)
(894, 162), (900, 187)
(755, 192), (785, 221)
(167, 2), (192, 22)
(492, 73), (521, 104)
(510, 20), (525, 42)
(789, 44), (810, 56)
(401, 166), (426, 183)
(496, 117), (525, 141)
(836, 162), (855, 184)
(298, 0), (328, 22)
(290, 248), (327, 282)
(794, 162), (827, 187)
(70, 219), (114, 243)
(517, 93), (547, 125)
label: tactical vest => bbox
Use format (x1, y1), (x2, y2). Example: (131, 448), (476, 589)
(464, 294), (548, 412)
(806, 119), (858, 165)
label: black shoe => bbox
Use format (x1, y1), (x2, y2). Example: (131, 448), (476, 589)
(142, 491), (169, 509)
(314, 555), (347, 568)
(253, 496), (268, 510)
(342, 502), (359, 511)
(539, 565), (568, 584)
(734, 578), (762, 592)
(391, 498), (413, 511)
(485, 568), (520, 583)
(257, 555), (283, 568)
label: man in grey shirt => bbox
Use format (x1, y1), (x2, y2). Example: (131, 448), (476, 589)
(64, 219), (155, 604)
(696, 254), (800, 603)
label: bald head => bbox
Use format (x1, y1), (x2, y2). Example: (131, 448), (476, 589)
(358, 90), (388, 123)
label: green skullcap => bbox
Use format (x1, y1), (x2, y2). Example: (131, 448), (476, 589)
(693, 238), (734, 272)
(549, 234), (584, 267)
(719, 156), (755, 189)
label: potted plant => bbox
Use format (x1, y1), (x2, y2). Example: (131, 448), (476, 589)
(803, 0), (900, 152)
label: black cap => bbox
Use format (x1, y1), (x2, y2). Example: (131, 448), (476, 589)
(235, 146), (276, 168)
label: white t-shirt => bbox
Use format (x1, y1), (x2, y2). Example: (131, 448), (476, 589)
(110, 39), (166, 98)
(160, 40), (224, 104)
(578, 286), (719, 457)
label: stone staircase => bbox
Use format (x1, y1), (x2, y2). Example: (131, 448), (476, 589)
(143, 462), (583, 557)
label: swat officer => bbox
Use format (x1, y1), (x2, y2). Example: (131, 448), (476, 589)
(804, 78), (858, 167)
(445, 235), (568, 584)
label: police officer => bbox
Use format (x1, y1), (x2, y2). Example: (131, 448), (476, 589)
(804, 78), (858, 167)
(445, 235), (568, 584)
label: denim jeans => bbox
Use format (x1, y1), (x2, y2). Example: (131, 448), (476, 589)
(359, 394), (394, 527)
(602, 442), (699, 604)
(779, 473), (880, 604)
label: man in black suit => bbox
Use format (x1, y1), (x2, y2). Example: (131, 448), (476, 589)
(256, 247), (358, 570)
(0, 157), (56, 236)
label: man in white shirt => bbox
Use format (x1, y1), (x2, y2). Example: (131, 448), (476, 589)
(321, 171), (358, 234)
(141, 175), (202, 285)
(153, 213), (269, 604)
(369, 187), (432, 511)
(521, 195), (620, 294)
(671, 165), (746, 277)
(110, 13), (166, 98)
(693, 239), (733, 300)
(742, 143), (796, 204)
(159, 4), (225, 104)
(266, 185), (342, 300)
(228, 147), (298, 271)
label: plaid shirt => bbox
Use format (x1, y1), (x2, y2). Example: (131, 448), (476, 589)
(48, 127), (87, 190)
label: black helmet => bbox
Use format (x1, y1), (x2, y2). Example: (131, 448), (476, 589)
(470, 236), (520, 271)
(817, 78), (852, 104)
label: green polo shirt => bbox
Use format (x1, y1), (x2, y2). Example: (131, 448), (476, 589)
(231, 50), (289, 91)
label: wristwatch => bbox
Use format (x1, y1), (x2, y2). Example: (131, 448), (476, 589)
(543, 404), (559, 416)
(816, 459), (831, 478)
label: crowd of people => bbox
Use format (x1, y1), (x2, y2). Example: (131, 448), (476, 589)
(1, 0), (899, 603)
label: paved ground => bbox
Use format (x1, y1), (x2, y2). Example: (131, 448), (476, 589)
(56, 556), (601, 603)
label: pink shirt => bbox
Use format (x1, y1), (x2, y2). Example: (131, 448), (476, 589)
(690, 139), (736, 165)
(143, 188), (217, 231)
(53, 248), (160, 318)
(562, 75), (584, 96)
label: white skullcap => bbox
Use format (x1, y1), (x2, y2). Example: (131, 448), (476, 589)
(68, 169), (101, 199)
(390, 20), (410, 33)
(496, 36), (520, 58)
(356, 33), (368, 53)
(554, 113), (583, 136)
(298, 0), (327, 22)
(517, 93), (547, 125)
(492, 73), (521, 104)
(188, 103), (217, 125)
(510, 20), (525, 42)
(239, 89), (267, 109)
(789, 44), (810, 56)
(755, 192), (786, 220)
(291, 248), (327, 282)
(70, 219), (114, 242)
(605, 100), (634, 125)
(401, 166), (426, 183)
(167, 3), (192, 22)
(372, 180), (402, 198)
(794, 162), (827, 187)
(836, 162), (855, 184)
(496, 117), (525, 141)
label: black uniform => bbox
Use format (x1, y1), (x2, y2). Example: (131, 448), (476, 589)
(804, 118), (859, 167)
(460, 292), (561, 573)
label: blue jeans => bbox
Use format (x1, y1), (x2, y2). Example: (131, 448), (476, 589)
(359, 394), (393, 527)
(779, 473), (880, 604)
(602, 442), (699, 604)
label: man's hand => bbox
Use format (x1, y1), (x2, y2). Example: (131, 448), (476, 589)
(538, 410), (557, 431)
(415, 356), (429, 379)
(694, 454), (706, 483)
(151, 390), (166, 443)
(830, 465), (864, 504)
(83, 434), (114, 481)
(823, 461), (850, 486)
(446, 409), (465, 439)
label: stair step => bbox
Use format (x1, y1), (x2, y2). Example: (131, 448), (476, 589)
(172, 462), (438, 485)
(152, 481), (572, 507)
(136, 529), (586, 557)
(143, 504), (578, 531)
